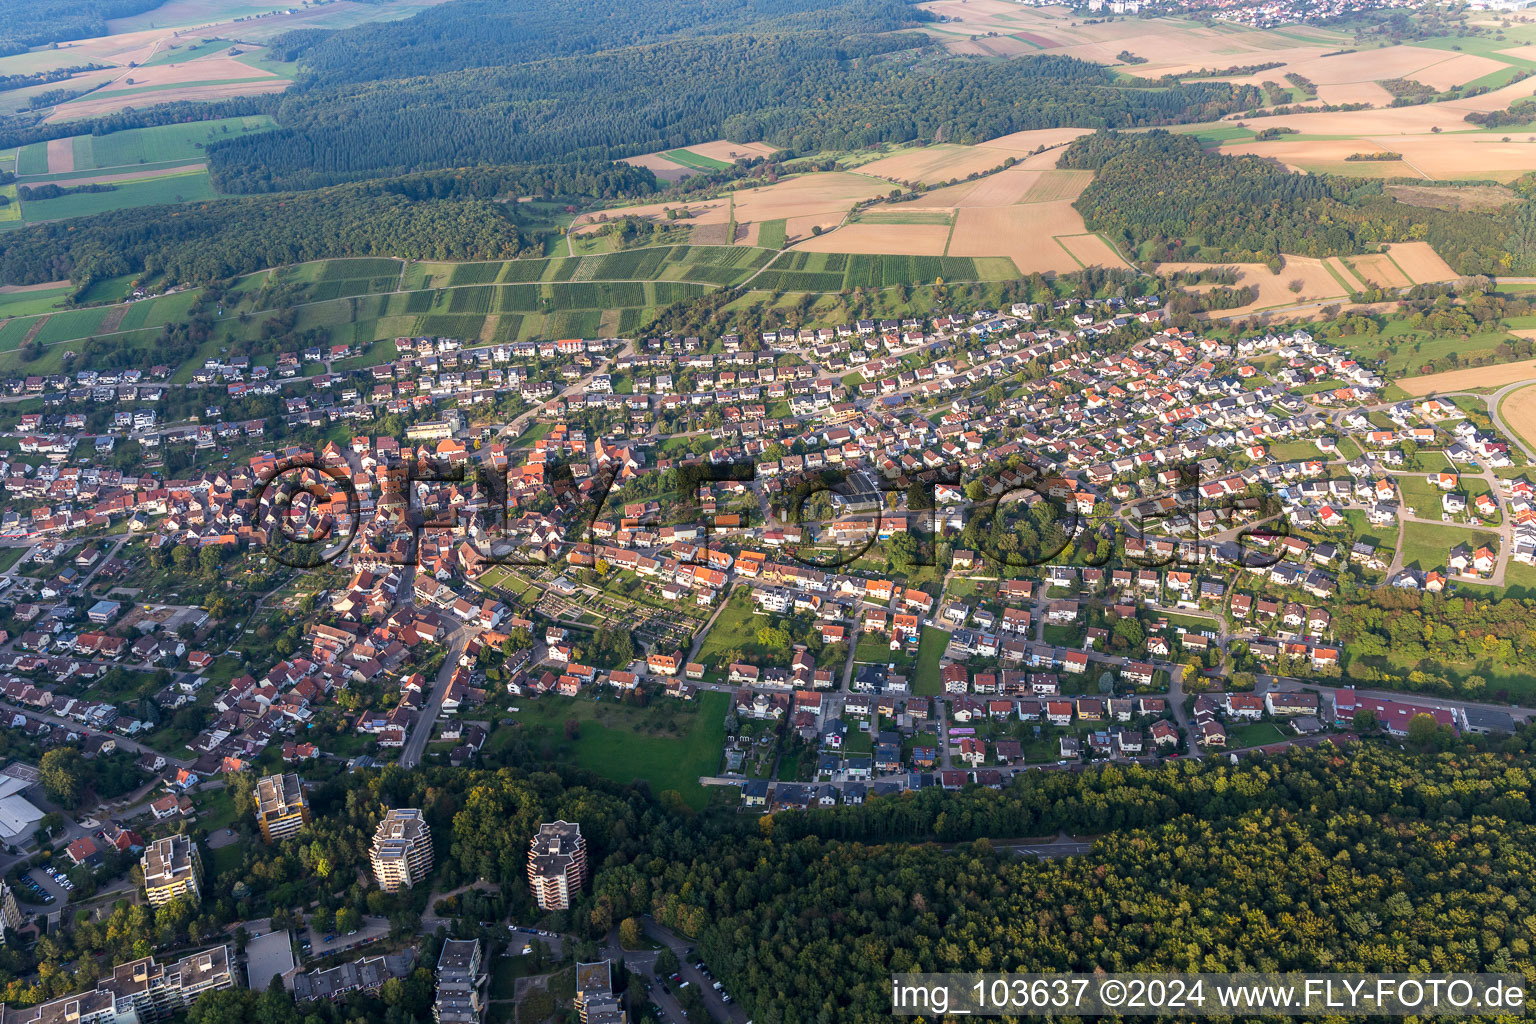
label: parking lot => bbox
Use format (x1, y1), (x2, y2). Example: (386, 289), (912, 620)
(13, 866), (68, 907)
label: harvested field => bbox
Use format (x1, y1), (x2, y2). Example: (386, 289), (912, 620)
(1346, 253), (1411, 290)
(23, 162), (205, 187)
(948, 202), (1086, 274)
(731, 172), (887, 223)
(620, 153), (692, 182)
(922, 167), (1042, 207)
(1022, 169), (1094, 203)
(45, 138), (74, 174)
(95, 54), (280, 93)
(1220, 137), (1409, 175)
(734, 222), (761, 246)
(1500, 382), (1536, 453)
(47, 80), (287, 121)
(976, 127), (1094, 154)
(1385, 242), (1457, 284)
(1316, 81), (1395, 106)
(1327, 256), (1370, 293)
(1386, 183), (1517, 212)
(686, 140), (779, 163)
(1227, 72), (1536, 136)
(1057, 233), (1129, 269)
(1412, 52), (1510, 91)
(1398, 359), (1536, 396)
(1158, 257), (1349, 315)
(792, 223), (951, 256)
(857, 144), (1012, 185)
(1384, 136), (1536, 181)
(573, 198), (729, 231)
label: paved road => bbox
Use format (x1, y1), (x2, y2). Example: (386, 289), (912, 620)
(398, 623), (479, 768)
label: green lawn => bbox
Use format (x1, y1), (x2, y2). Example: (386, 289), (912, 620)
(1398, 522), (1497, 572)
(1226, 722), (1287, 749)
(913, 627), (948, 696)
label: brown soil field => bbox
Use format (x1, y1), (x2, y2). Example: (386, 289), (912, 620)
(1158, 257), (1349, 315)
(45, 138), (74, 174)
(1386, 183), (1517, 211)
(1057, 233), (1129, 269)
(1346, 253), (1411, 290)
(1384, 241), (1457, 283)
(47, 79), (287, 121)
(688, 222), (735, 246)
(621, 153), (692, 182)
(857, 144), (1012, 185)
(783, 213), (848, 243)
(734, 221), (761, 246)
(1398, 359), (1536, 396)
(792, 223), (952, 255)
(686, 140), (779, 163)
(948, 202), (1086, 274)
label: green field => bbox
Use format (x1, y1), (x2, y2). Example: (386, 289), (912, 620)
(491, 690), (730, 808)
(758, 219), (788, 249)
(21, 169), (218, 223)
(0, 285), (70, 318)
(662, 148), (733, 172)
(59, 115), (277, 172)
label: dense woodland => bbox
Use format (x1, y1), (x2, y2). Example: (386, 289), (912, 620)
(204, 0), (1257, 191)
(1062, 130), (1524, 275)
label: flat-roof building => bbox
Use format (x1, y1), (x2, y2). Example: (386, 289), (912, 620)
(370, 808), (432, 892)
(527, 820), (587, 911)
(255, 773), (310, 843)
(141, 834), (202, 907)
(433, 939), (486, 1024)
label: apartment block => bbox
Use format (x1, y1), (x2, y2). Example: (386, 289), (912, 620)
(433, 939), (487, 1024)
(370, 808), (433, 892)
(527, 820), (587, 911)
(141, 834), (203, 907)
(0, 945), (235, 1024)
(255, 772), (310, 843)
